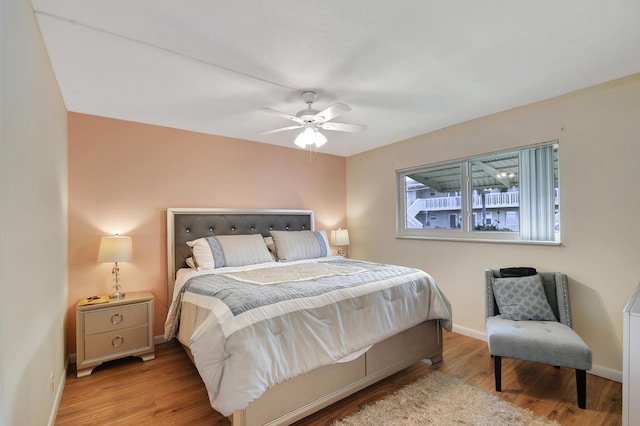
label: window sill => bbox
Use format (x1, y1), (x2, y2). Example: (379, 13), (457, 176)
(396, 233), (562, 246)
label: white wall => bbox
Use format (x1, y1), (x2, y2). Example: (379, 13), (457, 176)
(347, 74), (640, 380)
(0, 0), (68, 424)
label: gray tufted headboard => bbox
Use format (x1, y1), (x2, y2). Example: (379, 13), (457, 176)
(166, 208), (314, 297)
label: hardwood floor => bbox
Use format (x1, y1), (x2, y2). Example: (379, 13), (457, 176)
(55, 332), (622, 425)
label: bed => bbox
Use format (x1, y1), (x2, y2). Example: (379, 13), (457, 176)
(164, 208), (452, 426)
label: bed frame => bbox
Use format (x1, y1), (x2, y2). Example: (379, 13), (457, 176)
(167, 208), (444, 426)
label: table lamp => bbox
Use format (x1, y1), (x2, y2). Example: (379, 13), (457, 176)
(331, 228), (350, 257)
(97, 235), (132, 299)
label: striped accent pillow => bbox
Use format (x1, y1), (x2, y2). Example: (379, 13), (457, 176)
(270, 230), (331, 262)
(186, 234), (273, 270)
(216, 234), (273, 267)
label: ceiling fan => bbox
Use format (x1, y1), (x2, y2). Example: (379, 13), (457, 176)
(260, 91), (366, 148)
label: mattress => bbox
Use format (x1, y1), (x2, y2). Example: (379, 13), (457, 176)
(164, 256), (452, 416)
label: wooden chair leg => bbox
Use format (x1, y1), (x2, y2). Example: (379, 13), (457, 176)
(494, 355), (502, 392)
(576, 369), (587, 409)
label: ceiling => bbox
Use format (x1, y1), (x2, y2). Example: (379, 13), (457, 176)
(32, 1), (640, 157)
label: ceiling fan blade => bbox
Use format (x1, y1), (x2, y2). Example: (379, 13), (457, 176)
(260, 124), (303, 135)
(260, 107), (304, 124)
(313, 103), (351, 123)
(318, 122), (367, 133)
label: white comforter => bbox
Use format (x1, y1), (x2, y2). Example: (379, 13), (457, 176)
(164, 257), (452, 416)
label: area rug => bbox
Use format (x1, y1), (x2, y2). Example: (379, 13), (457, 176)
(333, 371), (559, 426)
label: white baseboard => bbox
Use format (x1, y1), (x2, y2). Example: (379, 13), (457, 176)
(451, 324), (487, 341)
(590, 364), (622, 383)
(449, 323), (622, 383)
(49, 361), (67, 426)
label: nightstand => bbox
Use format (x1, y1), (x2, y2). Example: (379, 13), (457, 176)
(76, 291), (155, 377)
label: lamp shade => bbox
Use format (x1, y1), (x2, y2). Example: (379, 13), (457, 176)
(294, 126), (315, 148)
(313, 128), (327, 147)
(97, 235), (133, 263)
(294, 124), (328, 148)
(331, 229), (350, 246)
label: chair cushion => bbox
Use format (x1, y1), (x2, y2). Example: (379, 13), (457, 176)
(486, 316), (592, 370)
(492, 275), (556, 321)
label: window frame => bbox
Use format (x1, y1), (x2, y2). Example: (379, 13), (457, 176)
(396, 141), (561, 245)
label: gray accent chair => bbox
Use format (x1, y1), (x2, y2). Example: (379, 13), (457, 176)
(485, 269), (592, 408)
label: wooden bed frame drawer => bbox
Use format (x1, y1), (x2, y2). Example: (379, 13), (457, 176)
(366, 321), (442, 375)
(230, 320), (443, 426)
(241, 355), (366, 426)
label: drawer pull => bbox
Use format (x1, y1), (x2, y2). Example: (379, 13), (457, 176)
(112, 335), (124, 347)
(111, 313), (124, 325)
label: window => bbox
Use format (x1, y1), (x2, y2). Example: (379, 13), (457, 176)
(397, 141), (559, 243)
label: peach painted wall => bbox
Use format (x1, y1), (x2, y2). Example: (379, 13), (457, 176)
(68, 112), (347, 354)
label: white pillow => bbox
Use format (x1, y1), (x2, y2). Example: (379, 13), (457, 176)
(186, 234), (273, 269)
(186, 238), (218, 270)
(185, 257), (196, 269)
(270, 230), (331, 262)
(264, 236), (277, 261)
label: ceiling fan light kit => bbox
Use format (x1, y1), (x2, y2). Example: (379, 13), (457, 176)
(295, 123), (327, 148)
(261, 91), (366, 149)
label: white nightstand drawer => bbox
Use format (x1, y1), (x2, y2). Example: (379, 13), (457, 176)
(84, 303), (148, 335)
(84, 325), (150, 359)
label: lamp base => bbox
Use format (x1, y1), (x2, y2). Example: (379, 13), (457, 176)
(109, 292), (125, 300)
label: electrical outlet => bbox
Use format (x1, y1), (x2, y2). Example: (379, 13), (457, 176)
(49, 373), (54, 396)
